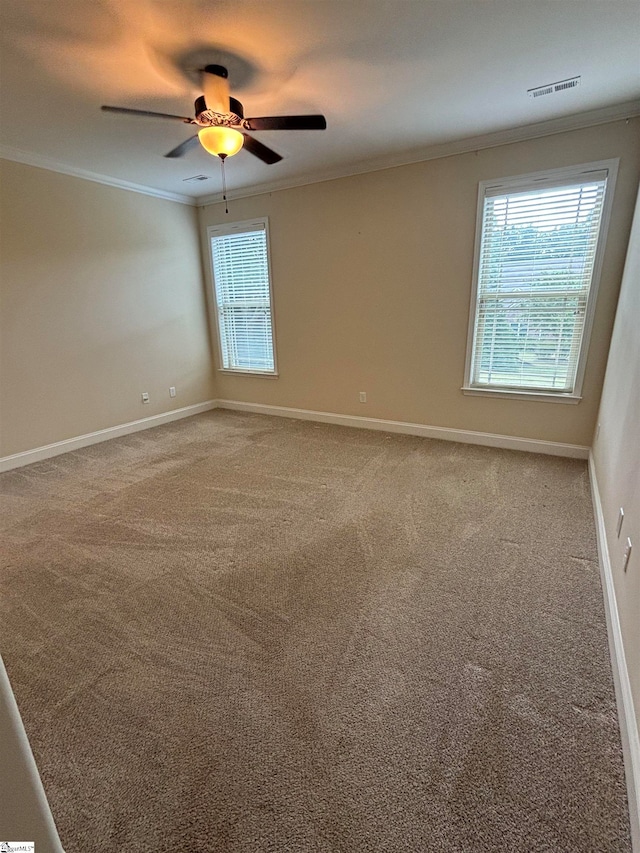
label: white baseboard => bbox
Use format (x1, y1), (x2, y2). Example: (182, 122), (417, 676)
(0, 400), (218, 473)
(589, 454), (640, 850)
(215, 400), (589, 458)
(0, 397), (590, 473)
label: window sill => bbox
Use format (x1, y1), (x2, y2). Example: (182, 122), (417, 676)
(218, 368), (279, 378)
(461, 386), (581, 404)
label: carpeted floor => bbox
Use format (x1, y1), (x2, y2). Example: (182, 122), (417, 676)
(0, 410), (631, 852)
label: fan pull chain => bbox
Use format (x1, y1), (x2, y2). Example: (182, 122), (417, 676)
(219, 154), (229, 215)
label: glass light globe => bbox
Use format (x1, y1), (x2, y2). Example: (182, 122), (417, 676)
(198, 127), (244, 158)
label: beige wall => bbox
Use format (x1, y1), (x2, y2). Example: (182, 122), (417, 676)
(593, 185), (640, 752)
(1, 121), (638, 459)
(0, 160), (215, 457)
(199, 119), (640, 446)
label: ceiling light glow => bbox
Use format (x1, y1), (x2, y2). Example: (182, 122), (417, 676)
(198, 127), (243, 158)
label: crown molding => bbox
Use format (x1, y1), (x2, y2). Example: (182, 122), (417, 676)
(196, 99), (640, 206)
(0, 144), (196, 206)
(2, 99), (638, 208)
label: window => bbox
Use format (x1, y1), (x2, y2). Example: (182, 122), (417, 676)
(464, 161), (617, 401)
(208, 219), (276, 374)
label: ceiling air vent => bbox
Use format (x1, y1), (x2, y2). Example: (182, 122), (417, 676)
(528, 76), (581, 98)
(182, 174), (210, 183)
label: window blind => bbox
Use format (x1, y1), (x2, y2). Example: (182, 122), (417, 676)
(211, 224), (275, 372)
(469, 173), (608, 393)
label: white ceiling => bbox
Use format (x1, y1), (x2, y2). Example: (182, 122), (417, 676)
(1, 0), (639, 204)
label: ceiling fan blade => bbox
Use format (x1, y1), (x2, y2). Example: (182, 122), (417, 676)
(242, 133), (282, 164)
(101, 105), (192, 122)
(164, 135), (200, 158)
(243, 115), (327, 131)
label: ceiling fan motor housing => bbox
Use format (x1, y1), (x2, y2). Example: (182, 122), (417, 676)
(194, 95), (245, 128)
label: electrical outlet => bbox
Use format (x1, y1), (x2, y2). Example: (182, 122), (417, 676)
(623, 538), (632, 573)
(617, 508), (624, 537)
(359, 391), (367, 403)
(169, 386), (176, 398)
(141, 392), (150, 404)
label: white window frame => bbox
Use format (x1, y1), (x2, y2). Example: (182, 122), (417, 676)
(206, 217), (278, 377)
(463, 159), (618, 403)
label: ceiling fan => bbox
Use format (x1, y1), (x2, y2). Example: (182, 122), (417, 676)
(101, 65), (327, 165)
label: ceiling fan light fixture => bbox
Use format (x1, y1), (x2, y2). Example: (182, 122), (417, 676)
(198, 127), (244, 158)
